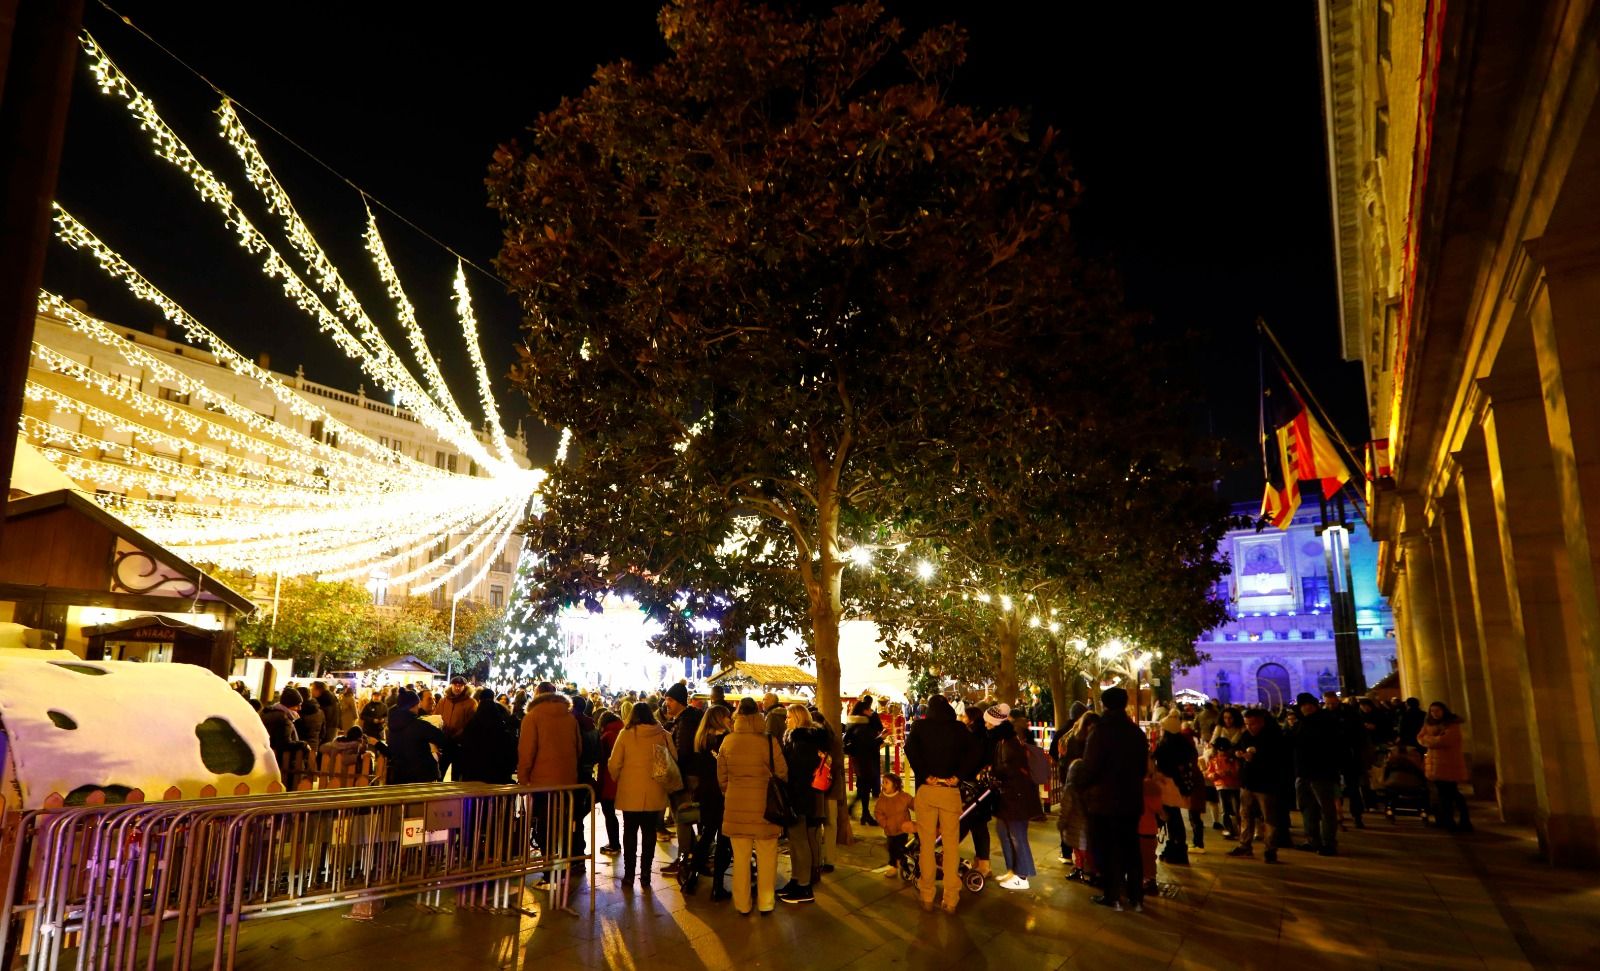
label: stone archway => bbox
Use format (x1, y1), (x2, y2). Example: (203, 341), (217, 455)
(1256, 662), (1292, 709)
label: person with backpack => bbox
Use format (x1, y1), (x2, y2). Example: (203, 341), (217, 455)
(606, 702), (676, 889)
(992, 715), (1044, 890)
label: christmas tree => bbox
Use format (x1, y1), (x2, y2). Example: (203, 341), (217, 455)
(490, 543), (571, 688)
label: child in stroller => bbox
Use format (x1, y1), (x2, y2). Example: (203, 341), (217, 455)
(898, 779), (998, 892)
(1377, 745), (1430, 821)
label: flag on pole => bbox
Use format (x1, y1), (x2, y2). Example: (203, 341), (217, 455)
(1260, 366), (1351, 529)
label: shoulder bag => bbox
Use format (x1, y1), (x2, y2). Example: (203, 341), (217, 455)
(763, 737), (797, 828)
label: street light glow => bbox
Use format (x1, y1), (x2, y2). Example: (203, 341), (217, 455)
(916, 560), (936, 581)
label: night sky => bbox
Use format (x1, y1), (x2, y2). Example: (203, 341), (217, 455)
(46, 1), (1367, 499)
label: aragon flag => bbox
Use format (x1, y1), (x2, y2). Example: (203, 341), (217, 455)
(1260, 366), (1352, 529)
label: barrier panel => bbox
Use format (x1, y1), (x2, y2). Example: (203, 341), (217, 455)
(1, 783), (594, 971)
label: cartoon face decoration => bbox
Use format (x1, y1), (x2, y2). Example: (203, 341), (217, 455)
(0, 657), (281, 809)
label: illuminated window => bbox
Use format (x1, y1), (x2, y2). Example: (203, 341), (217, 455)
(490, 585), (504, 609)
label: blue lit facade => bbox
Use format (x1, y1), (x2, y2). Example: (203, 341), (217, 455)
(1171, 502), (1397, 706)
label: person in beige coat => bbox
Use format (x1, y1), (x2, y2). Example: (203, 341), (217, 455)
(719, 699), (789, 915)
(607, 703), (675, 887)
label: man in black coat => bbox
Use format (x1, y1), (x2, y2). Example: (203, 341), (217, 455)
(1072, 687), (1148, 911)
(1290, 693), (1348, 855)
(385, 687), (448, 784)
(1229, 708), (1287, 863)
(660, 683), (703, 874)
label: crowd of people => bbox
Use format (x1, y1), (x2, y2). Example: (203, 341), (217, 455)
(229, 674), (1474, 918)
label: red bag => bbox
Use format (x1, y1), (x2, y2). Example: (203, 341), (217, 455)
(811, 753), (833, 791)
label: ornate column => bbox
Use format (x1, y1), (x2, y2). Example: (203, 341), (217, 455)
(1432, 488), (1495, 797)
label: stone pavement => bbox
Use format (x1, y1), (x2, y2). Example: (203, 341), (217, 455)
(226, 804), (1600, 970)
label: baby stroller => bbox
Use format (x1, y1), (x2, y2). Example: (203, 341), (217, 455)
(897, 780), (997, 892)
(1376, 746), (1430, 822)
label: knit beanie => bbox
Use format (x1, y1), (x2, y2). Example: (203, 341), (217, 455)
(983, 702), (1012, 728)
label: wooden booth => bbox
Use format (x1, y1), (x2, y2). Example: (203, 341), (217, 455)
(0, 490), (256, 676)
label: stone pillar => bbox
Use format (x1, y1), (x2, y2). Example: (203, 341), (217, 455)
(1482, 385), (1600, 866)
(1454, 448), (1542, 824)
(1425, 523), (1467, 714)
(1397, 503), (1452, 710)
(1389, 583), (1419, 698)
(1433, 494), (1495, 798)
(1527, 248), (1600, 806)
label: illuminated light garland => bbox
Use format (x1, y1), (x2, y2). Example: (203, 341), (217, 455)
(18, 413), (379, 504)
(389, 496), (524, 587)
(451, 262), (515, 464)
(25, 370), (383, 495)
(316, 491), (527, 581)
(449, 506), (526, 602)
(363, 205), (469, 427)
(411, 500), (524, 596)
(215, 99), (497, 471)
(37, 245), (440, 483)
(77, 33), (508, 478)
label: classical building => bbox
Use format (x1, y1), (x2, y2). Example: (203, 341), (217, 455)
(1320, 0), (1600, 865)
(18, 309), (527, 619)
(1171, 502), (1396, 708)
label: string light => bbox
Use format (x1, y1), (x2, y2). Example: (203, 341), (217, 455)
(80, 31), (509, 476)
(363, 205), (469, 428)
(452, 261), (516, 464)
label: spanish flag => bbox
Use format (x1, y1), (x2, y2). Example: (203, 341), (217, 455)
(1260, 367), (1351, 529)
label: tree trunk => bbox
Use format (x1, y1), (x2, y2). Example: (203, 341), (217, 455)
(1047, 648), (1070, 729)
(995, 613), (1019, 704)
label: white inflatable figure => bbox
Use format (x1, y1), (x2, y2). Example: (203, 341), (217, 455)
(0, 657), (281, 810)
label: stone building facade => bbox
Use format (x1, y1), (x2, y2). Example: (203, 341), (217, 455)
(1171, 502), (1396, 709)
(1320, 0), (1600, 865)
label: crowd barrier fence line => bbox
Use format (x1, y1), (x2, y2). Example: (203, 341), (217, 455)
(0, 782), (595, 971)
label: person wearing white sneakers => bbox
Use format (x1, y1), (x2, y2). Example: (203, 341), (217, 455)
(992, 712), (1042, 890)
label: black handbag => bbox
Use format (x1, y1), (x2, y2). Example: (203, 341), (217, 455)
(763, 738), (797, 828)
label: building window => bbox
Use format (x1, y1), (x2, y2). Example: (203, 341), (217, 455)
(436, 449), (448, 469)
(446, 454), (458, 474)
(1215, 672), (1233, 706)
(1375, 104), (1390, 158)
(490, 585), (504, 609)
(1274, 630), (1290, 641)
(1256, 663), (1292, 709)
(1225, 632), (1240, 642)
(1301, 575), (1330, 611)
(157, 386), (190, 405)
(1300, 629), (1317, 640)
(310, 419), (325, 442)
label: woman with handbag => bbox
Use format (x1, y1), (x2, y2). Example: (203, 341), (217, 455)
(717, 698), (789, 915)
(1153, 714), (1199, 865)
(688, 705), (734, 900)
(780, 704), (829, 904)
(607, 702), (676, 888)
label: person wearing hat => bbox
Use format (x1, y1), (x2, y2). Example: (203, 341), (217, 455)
(1153, 713), (1201, 864)
(1288, 692), (1346, 856)
(386, 687), (449, 784)
(259, 687), (305, 765)
(1071, 687), (1149, 912)
(660, 682), (703, 877)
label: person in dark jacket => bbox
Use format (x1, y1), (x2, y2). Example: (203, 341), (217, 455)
(260, 687), (305, 763)
(296, 689), (325, 760)
(904, 695), (980, 913)
(1153, 714), (1201, 864)
(386, 687), (448, 784)
(1397, 697), (1427, 752)
(779, 706), (828, 904)
(360, 694), (389, 741)
(1289, 693), (1347, 855)
(596, 712), (624, 854)
(660, 683), (703, 873)
(455, 688), (518, 783)
(309, 681), (339, 748)
(993, 717), (1043, 890)
(1228, 708), (1287, 863)
(688, 705), (733, 900)
(845, 698), (884, 825)
(962, 703), (1012, 878)
(1072, 687), (1148, 911)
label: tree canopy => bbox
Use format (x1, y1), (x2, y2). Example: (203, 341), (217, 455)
(488, 0), (1231, 721)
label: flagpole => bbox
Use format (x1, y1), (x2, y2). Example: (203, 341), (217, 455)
(1254, 318), (1368, 482)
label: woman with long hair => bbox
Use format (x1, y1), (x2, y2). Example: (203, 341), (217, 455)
(779, 704), (828, 904)
(688, 705), (734, 899)
(606, 702), (675, 887)
(718, 698), (788, 915)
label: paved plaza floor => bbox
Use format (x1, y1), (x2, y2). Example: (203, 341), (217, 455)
(226, 802), (1600, 970)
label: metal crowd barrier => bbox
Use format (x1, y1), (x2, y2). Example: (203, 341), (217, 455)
(1, 782), (595, 971)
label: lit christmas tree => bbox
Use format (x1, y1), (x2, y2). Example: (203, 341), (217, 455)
(490, 544), (571, 688)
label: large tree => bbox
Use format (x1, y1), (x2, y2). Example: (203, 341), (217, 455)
(236, 575), (374, 673)
(490, 0), (1154, 725)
